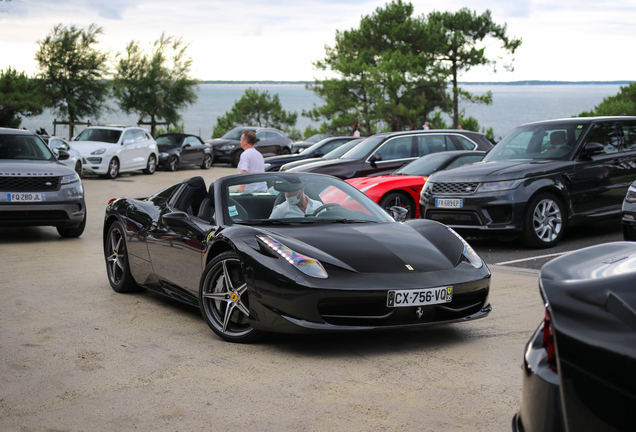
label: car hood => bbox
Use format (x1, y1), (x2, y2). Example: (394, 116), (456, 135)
(0, 159), (75, 175)
(261, 220), (464, 273)
(429, 159), (569, 182)
(71, 141), (120, 155)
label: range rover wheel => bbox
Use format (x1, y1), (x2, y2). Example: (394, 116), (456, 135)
(521, 193), (565, 249)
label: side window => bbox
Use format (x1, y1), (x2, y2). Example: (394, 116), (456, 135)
(585, 122), (620, 154)
(122, 130), (135, 144)
(374, 136), (413, 161)
(184, 137), (198, 146)
(417, 135), (448, 156)
(256, 131), (268, 141)
(321, 139), (347, 154)
(267, 131), (282, 140)
(446, 155), (484, 170)
(620, 120), (636, 151)
(452, 135), (477, 150)
(132, 129), (146, 142)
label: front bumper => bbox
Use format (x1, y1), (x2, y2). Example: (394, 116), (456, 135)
(513, 323), (563, 432)
(213, 147), (238, 163)
(421, 189), (528, 235)
(80, 156), (110, 175)
(0, 184), (86, 228)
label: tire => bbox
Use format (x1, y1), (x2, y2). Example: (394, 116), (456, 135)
(74, 161), (83, 177)
(278, 146), (291, 155)
(57, 209), (86, 238)
(104, 220), (139, 293)
(167, 155), (179, 172)
(521, 193), (565, 248)
(231, 150), (243, 168)
(199, 251), (260, 343)
(143, 154), (156, 174)
(379, 192), (415, 220)
(201, 154), (212, 169)
(104, 158), (119, 179)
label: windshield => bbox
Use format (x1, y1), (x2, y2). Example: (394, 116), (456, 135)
(0, 134), (56, 161)
(223, 173), (394, 225)
(74, 128), (122, 144)
(221, 128), (250, 140)
(156, 135), (183, 149)
(324, 139), (362, 159)
(485, 122), (587, 162)
(340, 136), (385, 160)
(305, 134), (331, 143)
(395, 152), (456, 176)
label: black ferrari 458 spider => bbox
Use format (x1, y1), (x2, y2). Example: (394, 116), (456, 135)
(103, 172), (491, 342)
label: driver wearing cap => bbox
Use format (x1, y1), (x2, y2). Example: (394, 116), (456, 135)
(269, 179), (322, 218)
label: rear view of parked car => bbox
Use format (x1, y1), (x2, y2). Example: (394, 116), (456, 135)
(0, 128), (86, 237)
(72, 125), (158, 179)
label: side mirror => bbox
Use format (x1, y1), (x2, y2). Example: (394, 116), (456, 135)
(162, 211), (196, 229)
(389, 206), (408, 222)
(183, 143), (191, 148)
(369, 153), (382, 167)
(313, 150), (323, 158)
(56, 149), (70, 161)
(580, 142), (604, 158)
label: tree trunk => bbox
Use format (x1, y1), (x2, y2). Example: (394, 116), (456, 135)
(452, 61), (459, 129)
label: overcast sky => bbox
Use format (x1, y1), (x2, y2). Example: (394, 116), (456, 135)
(1, 0), (634, 82)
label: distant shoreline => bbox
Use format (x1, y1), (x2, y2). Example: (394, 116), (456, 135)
(200, 80), (634, 86)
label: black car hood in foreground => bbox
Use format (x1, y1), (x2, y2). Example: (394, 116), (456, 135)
(253, 219), (465, 274)
(540, 242), (636, 427)
(429, 159), (570, 183)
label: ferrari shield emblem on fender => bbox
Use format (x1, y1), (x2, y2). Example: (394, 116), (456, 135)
(405, 264), (414, 270)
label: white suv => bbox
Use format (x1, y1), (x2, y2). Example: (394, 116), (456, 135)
(72, 126), (158, 179)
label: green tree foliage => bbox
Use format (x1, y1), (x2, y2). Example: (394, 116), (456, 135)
(113, 34), (198, 137)
(578, 82), (636, 117)
(0, 67), (48, 128)
(304, 0), (447, 135)
(35, 23), (110, 136)
(212, 88), (298, 138)
(426, 8), (522, 128)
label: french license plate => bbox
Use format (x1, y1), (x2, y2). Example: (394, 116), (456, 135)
(435, 198), (462, 208)
(6, 193), (45, 202)
(387, 286), (453, 307)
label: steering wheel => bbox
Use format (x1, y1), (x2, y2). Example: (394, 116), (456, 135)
(309, 203), (343, 217)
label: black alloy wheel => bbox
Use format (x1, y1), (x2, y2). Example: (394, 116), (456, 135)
(521, 193), (565, 248)
(199, 251), (259, 343)
(57, 209), (87, 238)
(379, 192), (415, 219)
(201, 154), (212, 169)
(74, 161), (83, 177)
(104, 221), (139, 292)
(105, 157), (119, 179)
(167, 155), (179, 172)
(278, 147), (291, 155)
(143, 154), (156, 174)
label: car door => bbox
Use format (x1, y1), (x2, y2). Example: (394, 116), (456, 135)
(180, 136), (203, 167)
(570, 121), (625, 217)
(365, 135), (418, 176)
(118, 130), (138, 171)
(254, 131), (276, 157)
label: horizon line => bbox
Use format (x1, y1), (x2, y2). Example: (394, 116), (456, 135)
(198, 80), (634, 85)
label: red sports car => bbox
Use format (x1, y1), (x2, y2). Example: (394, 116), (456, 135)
(347, 150), (486, 219)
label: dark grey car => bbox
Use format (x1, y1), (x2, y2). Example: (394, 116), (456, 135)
(0, 128), (86, 237)
(207, 126), (292, 167)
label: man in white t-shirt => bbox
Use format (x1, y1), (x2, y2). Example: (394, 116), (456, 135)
(269, 179), (322, 218)
(237, 130), (267, 192)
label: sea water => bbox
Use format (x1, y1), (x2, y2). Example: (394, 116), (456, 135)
(19, 83), (624, 141)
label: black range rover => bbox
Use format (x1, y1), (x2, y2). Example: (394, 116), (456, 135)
(420, 116), (636, 248)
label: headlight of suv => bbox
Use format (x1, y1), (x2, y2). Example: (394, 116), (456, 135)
(257, 235), (328, 279)
(91, 148), (107, 155)
(159, 152), (169, 158)
(61, 172), (80, 185)
(478, 179), (526, 192)
(626, 185), (636, 203)
(447, 227), (483, 269)
(220, 144), (237, 151)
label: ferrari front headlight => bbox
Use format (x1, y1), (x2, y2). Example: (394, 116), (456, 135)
(257, 235), (328, 279)
(447, 227), (483, 269)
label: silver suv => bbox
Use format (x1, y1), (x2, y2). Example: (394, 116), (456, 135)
(72, 125), (158, 179)
(0, 128), (86, 237)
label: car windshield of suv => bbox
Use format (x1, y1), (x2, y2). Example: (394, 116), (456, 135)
(156, 135), (184, 149)
(221, 129), (250, 140)
(74, 128), (122, 144)
(394, 152), (456, 176)
(225, 173), (393, 225)
(340, 136), (385, 160)
(485, 122), (587, 162)
(305, 134), (332, 144)
(0, 134), (55, 161)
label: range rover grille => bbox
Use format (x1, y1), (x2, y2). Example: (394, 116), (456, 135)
(0, 176), (61, 192)
(431, 182), (480, 195)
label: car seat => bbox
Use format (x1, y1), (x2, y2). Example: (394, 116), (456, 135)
(196, 184), (215, 223)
